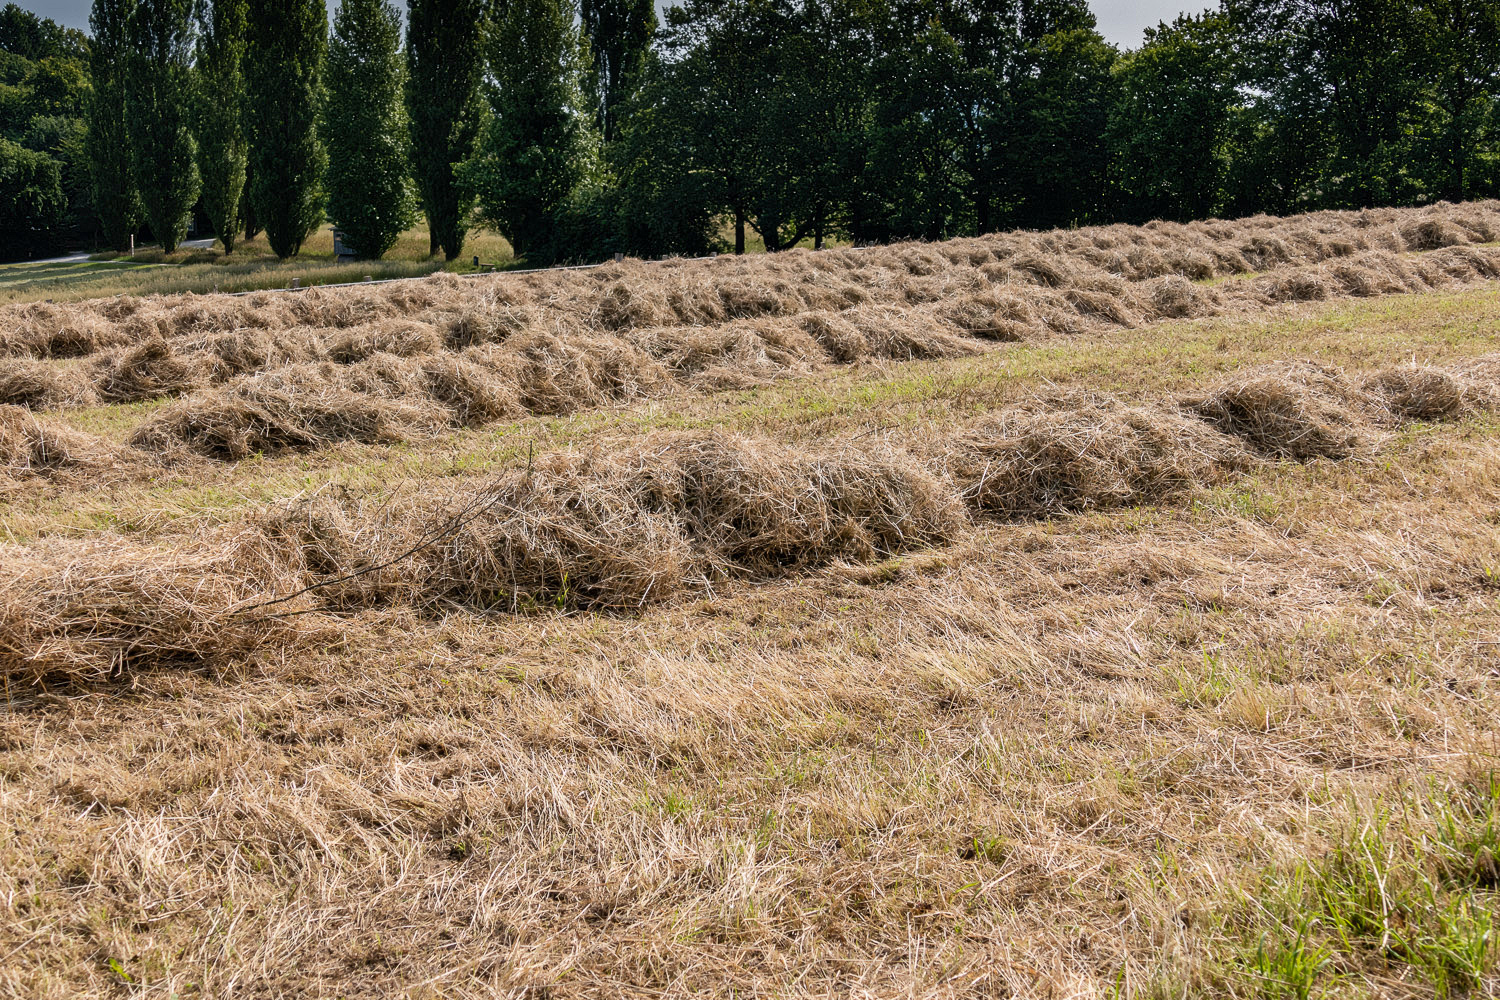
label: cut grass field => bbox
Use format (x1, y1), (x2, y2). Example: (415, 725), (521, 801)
(2, 202), (1500, 998)
(0, 225), (518, 306)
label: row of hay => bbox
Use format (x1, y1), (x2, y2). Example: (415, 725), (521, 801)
(3, 201), (1497, 365)
(120, 308), (986, 460)
(6, 237), (1498, 428)
(113, 246), (1500, 462)
(5, 356), (1496, 684)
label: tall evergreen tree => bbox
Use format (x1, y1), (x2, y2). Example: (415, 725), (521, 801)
(459, 0), (599, 258)
(193, 0), (247, 252)
(125, 0), (198, 254)
(244, 0), (326, 258)
(85, 0), (139, 251)
(404, 0), (482, 260)
(326, 0), (416, 259)
(580, 0), (655, 142)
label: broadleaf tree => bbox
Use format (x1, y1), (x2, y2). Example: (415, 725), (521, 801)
(244, 0), (326, 258)
(85, 0), (139, 251)
(580, 0), (655, 142)
(459, 0), (599, 259)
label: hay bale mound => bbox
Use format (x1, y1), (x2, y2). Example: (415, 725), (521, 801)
(1144, 275), (1214, 320)
(130, 369), (438, 460)
(1364, 367), (1494, 421)
(1187, 362), (1374, 460)
(656, 321), (822, 388)
(188, 329), (320, 381)
(0, 359), (95, 410)
(0, 528), (305, 684)
(510, 331), (672, 414)
(666, 432), (962, 576)
(0, 404), (99, 474)
(800, 311), (871, 362)
(1401, 218), (1469, 252)
(948, 391), (1252, 520)
(445, 302), (531, 348)
(420, 354), (524, 426)
(844, 306), (984, 360)
(93, 338), (202, 403)
(327, 322), (443, 364)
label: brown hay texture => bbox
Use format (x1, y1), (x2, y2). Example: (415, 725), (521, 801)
(262, 431), (962, 614)
(7, 348), (1500, 683)
(1364, 366), (1498, 420)
(0, 404), (101, 477)
(947, 391), (1253, 519)
(93, 337), (204, 403)
(1187, 362), (1378, 460)
(4, 203), (1500, 463)
(0, 527), (309, 684)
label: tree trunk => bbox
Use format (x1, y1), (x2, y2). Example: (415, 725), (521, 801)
(734, 205), (746, 255)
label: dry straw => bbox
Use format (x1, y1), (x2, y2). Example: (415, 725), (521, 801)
(8, 350), (1499, 684)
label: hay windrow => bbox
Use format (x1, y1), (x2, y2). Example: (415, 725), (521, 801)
(130, 367), (440, 460)
(0, 528), (310, 684)
(1187, 362), (1377, 460)
(0, 358), (96, 409)
(0, 404), (106, 477)
(1364, 366), (1497, 420)
(947, 391), (1253, 519)
(93, 337), (204, 403)
(259, 431), (961, 615)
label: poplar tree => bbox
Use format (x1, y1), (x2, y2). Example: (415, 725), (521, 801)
(125, 0), (199, 254)
(459, 0), (599, 258)
(244, 0), (326, 258)
(85, 0), (139, 251)
(326, 0), (415, 259)
(580, 0), (655, 142)
(193, 0), (248, 252)
(405, 0), (483, 260)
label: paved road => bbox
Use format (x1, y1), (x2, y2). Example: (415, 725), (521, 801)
(24, 237), (217, 267)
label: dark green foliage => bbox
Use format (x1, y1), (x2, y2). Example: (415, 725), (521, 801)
(459, 0), (598, 259)
(86, 0), (140, 252)
(125, 0), (200, 254)
(0, 4), (89, 61)
(404, 0), (482, 260)
(1110, 13), (1236, 222)
(193, 0), (248, 252)
(580, 0), (655, 142)
(1412, 0), (1500, 201)
(244, 0), (327, 259)
(0, 134), (64, 259)
(326, 0), (416, 260)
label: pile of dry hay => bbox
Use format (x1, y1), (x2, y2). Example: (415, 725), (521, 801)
(7, 354), (1497, 684)
(945, 391), (1255, 519)
(0, 404), (100, 479)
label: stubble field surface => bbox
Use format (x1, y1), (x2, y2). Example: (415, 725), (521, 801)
(3, 202), (1500, 999)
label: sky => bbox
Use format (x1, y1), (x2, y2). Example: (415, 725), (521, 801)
(17, 0), (1192, 51)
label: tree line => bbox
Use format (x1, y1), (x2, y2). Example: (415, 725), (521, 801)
(1, 0), (1499, 264)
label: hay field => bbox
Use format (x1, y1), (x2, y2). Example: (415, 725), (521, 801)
(3, 202), (1500, 998)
